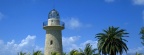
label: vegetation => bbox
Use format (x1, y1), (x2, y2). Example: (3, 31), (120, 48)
(18, 43), (99, 55)
(51, 52), (60, 55)
(140, 27), (144, 45)
(18, 50), (43, 55)
(135, 52), (143, 55)
(33, 50), (43, 55)
(95, 26), (129, 55)
(18, 51), (27, 55)
(79, 43), (98, 55)
(18, 26), (144, 55)
(68, 43), (99, 55)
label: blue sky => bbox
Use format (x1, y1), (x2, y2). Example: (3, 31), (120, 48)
(0, 0), (144, 55)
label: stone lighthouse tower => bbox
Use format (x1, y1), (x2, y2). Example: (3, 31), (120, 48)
(43, 9), (64, 55)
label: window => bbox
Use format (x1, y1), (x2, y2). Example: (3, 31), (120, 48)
(50, 40), (53, 45)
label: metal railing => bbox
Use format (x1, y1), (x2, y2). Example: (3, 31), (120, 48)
(43, 21), (65, 27)
(43, 21), (48, 26)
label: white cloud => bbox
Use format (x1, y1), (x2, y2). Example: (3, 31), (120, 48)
(69, 18), (81, 29)
(62, 17), (92, 29)
(0, 35), (43, 55)
(105, 0), (115, 3)
(0, 12), (4, 20)
(128, 46), (144, 54)
(133, 0), (144, 5)
(64, 18), (81, 29)
(62, 36), (97, 52)
(62, 36), (81, 52)
(62, 36), (80, 46)
(0, 35), (97, 54)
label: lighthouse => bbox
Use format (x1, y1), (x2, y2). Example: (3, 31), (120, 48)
(43, 9), (64, 55)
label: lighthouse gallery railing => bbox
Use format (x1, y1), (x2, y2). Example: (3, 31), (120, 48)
(43, 21), (65, 27)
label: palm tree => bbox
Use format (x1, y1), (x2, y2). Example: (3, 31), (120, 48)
(33, 50), (43, 55)
(73, 51), (83, 55)
(18, 51), (31, 55)
(18, 51), (27, 55)
(79, 43), (98, 55)
(63, 52), (67, 55)
(96, 26), (129, 55)
(69, 49), (83, 55)
(69, 50), (78, 55)
(140, 27), (144, 45)
(135, 52), (143, 55)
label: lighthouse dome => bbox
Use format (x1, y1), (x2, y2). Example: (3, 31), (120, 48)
(48, 9), (60, 19)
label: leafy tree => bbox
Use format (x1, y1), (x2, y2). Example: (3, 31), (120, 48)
(33, 50), (43, 55)
(140, 27), (144, 45)
(73, 51), (83, 55)
(96, 26), (129, 55)
(69, 49), (84, 55)
(18, 50), (43, 55)
(51, 52), (61, 55)
(18, 51), (30, 55)
(135, 52), (143, 55)
(18, 51), (27, 55)
(79, 43), (98, 55)
(69, 43), (99, 55)
(63, 52), (67, 55)
(69, 50), (79, 55)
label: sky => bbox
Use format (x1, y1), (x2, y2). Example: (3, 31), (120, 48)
(0, 0), (144, 55)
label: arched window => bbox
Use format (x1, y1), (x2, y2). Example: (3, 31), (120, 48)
(50, 40), (53, 45)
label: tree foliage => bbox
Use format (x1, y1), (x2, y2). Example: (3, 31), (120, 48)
(18, 50), (43, 55)
(79, 43), (98, 55)
(96, 26), (129, 55)
(33, 50), (43, 55)
(135, 52), (143, 55)
(140, 27), (144, 45)
(68, 43), (99, 55)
